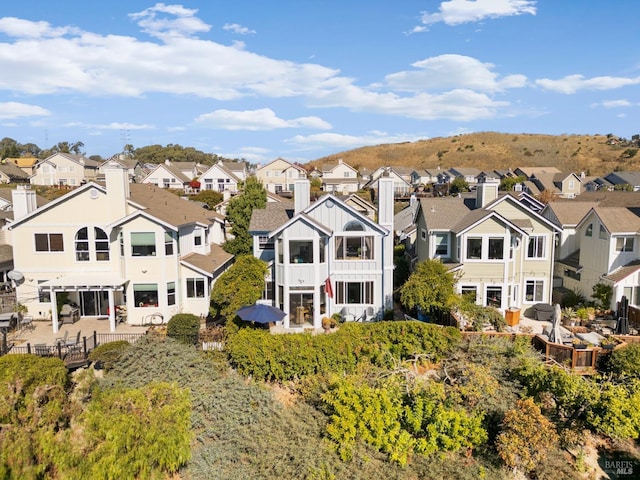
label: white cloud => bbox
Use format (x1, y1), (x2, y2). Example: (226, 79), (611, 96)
(415, 0), (536, 29)
(385, 54), (527, 92)
(223, 23), (256, 35)
(0, 101), (50, 120)
(222, 146), (270, 162)
(311, 85), (508, 121)
(286, 131), (428, 151)
(64, 121), (154, 130)
(536, 74), (640, 94)
(194, 108), (331, 130)
(590, 99), (633, 109)
(128, 3), (210, 39)
(0, 17), (77, 38)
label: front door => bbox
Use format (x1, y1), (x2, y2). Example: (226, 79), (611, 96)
(80, 291), (109, 316)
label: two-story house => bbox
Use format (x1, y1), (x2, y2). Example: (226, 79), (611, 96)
(410, 168), (440, 187)
(249, 177), (394, 330)
(198, 161), (241, 193)
(448, 167), (481, 186)
(319, 159), (359, 194)
(414, 179), (560, 310)
(255, 158), (308, 194)
(574, 207), (640, 308)
(140, 163), (193, 191)
(30, 153), (100, 187)
(97, 156), (147, 183)
(364, 167), (412, 197)
(6, 163), (232, 334)
(530, 172), (582, 198)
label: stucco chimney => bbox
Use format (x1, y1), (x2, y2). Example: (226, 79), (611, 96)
(294, 178), (310, 214)
(11, 185), (37, 220)
(476, 177), (499, 208)
(104, 161), (129, 219)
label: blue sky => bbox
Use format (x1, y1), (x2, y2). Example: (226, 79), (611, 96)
(1, 1), (639, 164)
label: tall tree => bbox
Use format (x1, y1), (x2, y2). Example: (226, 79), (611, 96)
(224, 177), (267, 255)
(210, 255), (267, 321)
(399, 259), (460, 314)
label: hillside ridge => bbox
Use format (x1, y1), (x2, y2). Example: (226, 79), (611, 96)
(310, 132), (639, 177)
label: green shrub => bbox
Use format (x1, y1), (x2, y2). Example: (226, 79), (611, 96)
(167, 313), (201, 345)
(88, 340), (131, 371)
(79, 382), (191, 479)
(607, 343), (640, 379)
(226, 321), (462, 382)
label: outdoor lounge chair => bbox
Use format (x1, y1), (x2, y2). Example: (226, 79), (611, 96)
(65, 331), (81, 347)
(55, 330), (69, 346)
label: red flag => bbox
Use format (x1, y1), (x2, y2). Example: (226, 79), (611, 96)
(325, 277), (333, 298)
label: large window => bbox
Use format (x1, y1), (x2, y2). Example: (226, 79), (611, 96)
(525, 280), (544, 302)
(187, 278), (205, 298)
(134, 283), (158, 307)
(75, 227), (89, 261)
(486, 286), (502, 308)
(35, 233), (63, 252)
(488, 238), (504, 259)
(434, 233), (449, 256)
(460, 285), (477, 303)
(466, 237), (482, 259)
(75, 227), (109, 261)
(131, 232), (156, 256)
(290, 240), (313, 263)
(527, 236), (546, 258)
(167, 282), (176, 306)
(616, 237), (634, 252)
(336, 281), (373, 304)
(336, 236), (374, 260)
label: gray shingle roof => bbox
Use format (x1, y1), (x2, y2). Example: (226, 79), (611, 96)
(419, 197), (474, 230)
(249, 202), (294, 232)
(181, 246), (234, 276)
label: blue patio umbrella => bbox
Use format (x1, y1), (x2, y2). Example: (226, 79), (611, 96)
(236, 304), (286, 324)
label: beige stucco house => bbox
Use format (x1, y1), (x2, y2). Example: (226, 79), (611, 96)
(29, 153), (100, 187)
(6, 164), (232, 334)
(254, 158), (307, 194)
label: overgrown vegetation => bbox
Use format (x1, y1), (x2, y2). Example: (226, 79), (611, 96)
(3, 324), (639, 479)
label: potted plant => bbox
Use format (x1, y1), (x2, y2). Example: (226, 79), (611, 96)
(561, 307), (577, 326)
(572, 338), (589, 349)
(600, 338), (617, 350)
(322, 316), (334, 332)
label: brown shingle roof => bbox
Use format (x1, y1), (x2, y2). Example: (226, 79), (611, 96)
(249, 202), (294, 232)
(603, 260), (640, 284)
(419, 197), (474, 230)
(545, 201), (598, 225)
(181, 246), (233, 276)
(128, 184), (223, 226)
(595, 207), (640, 233)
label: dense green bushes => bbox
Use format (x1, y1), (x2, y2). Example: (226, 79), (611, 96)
(88, 340), (130, 371)
(167, 313), (201, 344)
(226, 321), (461, 382)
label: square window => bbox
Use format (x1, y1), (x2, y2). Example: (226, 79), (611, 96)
(525, 280), (544, 302)
(488, 238), (504, 259)
(467, 238), (482, 259)
(616, 237), (634, 252)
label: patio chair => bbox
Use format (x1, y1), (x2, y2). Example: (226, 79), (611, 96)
(20, 315), (34, 331)
(362, 306), (375, 322)
(65, 331), (81, 347)
(55, 330), (69, 346)
(340, 307), (355, 323)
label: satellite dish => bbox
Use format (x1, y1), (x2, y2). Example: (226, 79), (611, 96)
(7, 270), (24, 282)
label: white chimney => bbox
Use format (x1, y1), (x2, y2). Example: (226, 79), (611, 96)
(294, 178), (310, 214)
(11, 185), (37, 220)
(476, 177), (499, 208)
(104, 161), (129, 219)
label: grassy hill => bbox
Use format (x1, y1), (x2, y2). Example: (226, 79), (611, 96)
(310, 132), (639, 177)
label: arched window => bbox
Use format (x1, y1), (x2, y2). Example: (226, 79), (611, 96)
(95, 227), (109, 261)
(75, 226), (110, 261)
(75, 227), (89, 261)
(344, 220), (365, 231)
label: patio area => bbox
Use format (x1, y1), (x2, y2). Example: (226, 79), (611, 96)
(4, 316), (149, 352)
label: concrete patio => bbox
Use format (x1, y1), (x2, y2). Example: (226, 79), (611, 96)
(6, 316), (149, 349)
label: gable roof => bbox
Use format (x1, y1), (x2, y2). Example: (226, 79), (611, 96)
(603, 260), (640, 284)
(448, 167), (481, 177)
(604, 171), (640, 187)
(180, 247), (234, 277)
(543, 201), (599, 226)
(7, 157), (38, 168)
(39, 152), (101, 168)
(0, 161), (29, 181)
(417, 197), (475, 230)
(200, 162), (241, 183)
(485, 193), (562, 232)
(249, 202), (294, 232)
(256, 157), (307, 174)
(142, 164), (191, 184)
(577, 206), (640, 234)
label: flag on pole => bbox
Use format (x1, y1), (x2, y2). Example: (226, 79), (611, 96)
(325, 277), (333, 298)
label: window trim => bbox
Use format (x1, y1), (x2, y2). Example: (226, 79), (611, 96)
(335, 281), (374, 305)
(616, 236), (634, 252)
(335, 235), (374, 260)
(130, 232), (156, 257)
(433, 232), (449, 257)
(524, 279), (545, 303)
(35, 233), (64, 252)
(186, 278), (206, 298)
(526, 235), (547, 259)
